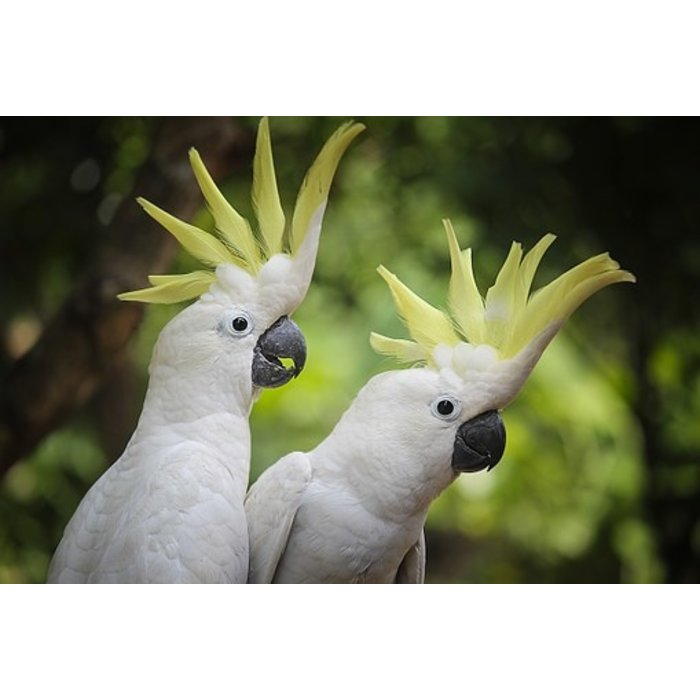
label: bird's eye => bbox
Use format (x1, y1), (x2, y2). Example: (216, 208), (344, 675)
(430, 395), (462, 422)
(221, 310), (254, 338)
(232, 316), (249, 332)
(437, 400), (454, 415)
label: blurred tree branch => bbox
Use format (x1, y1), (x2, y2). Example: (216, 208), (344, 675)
(0, 117), (252, 476)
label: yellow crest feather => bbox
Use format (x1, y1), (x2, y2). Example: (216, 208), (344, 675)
(517, 233), (557, 299)
(252, 116), (285, 257)
(119, 118), (364, 305)
(373, 219), (635, 367)
(290, 122), (366, 254)
(503, 253), (635, 357)
(376, 265), (459, 351)
(136, 198), (236, 267)
(188, 148), (262, 271)
(445, 219), (485, 345)
(117, 271), (216, 304)
(483, 241), (524, 350)
(369, 333), (429, 364)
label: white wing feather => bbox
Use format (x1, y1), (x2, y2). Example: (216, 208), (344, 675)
(394, 529), (426, 584)
(245, 452), (312, 583)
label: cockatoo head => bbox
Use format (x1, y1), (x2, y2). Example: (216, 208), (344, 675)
(119, 118), (364, 394)
(331, 366), (507, 508)
(365, 219), (635, 486)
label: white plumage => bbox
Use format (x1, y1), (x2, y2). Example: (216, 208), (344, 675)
(246, 365), (510, 584)
(245, 223), (634, 584)
(48, 119), (364, 583)
(49, 278), (291, 582)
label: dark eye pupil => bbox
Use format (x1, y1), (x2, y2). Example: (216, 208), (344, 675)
(437, 400), (454, 416)
(232, 317), (248, 332)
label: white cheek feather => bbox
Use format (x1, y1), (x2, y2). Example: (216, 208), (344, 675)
(260, 254), (294, 285)
(452, 343), (499, 374)
(211, 264), (256, 303)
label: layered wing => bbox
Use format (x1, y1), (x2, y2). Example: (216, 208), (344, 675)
(245, 452), (313, 584)
(394, 529), (426, 584)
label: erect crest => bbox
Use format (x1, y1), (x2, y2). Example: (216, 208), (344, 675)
(371, 219), (636, 372)
(118, 118), (365, 304)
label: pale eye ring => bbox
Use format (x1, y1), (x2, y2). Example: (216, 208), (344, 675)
(222, 310), (254, 338)
(430, 395), (462, 422)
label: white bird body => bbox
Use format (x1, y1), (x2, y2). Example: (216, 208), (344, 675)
(247, 368), (480, 584)
(246, 222), (635, 584)
(49, 293), (258, 582)
(258, 457), (428, 584)
(48, 119), (364, 583)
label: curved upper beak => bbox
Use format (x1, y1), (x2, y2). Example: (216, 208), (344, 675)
(251, 316), (307, 388)
(452, 410), (506, 473)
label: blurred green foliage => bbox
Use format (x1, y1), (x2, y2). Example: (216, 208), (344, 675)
(1, 117), (698, 583)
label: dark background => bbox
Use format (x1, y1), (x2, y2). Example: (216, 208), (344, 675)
(1, 116), (698, 583)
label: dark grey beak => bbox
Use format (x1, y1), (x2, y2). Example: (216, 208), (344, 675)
(452, 410), (506, 473)
(251, 316), (307, 388)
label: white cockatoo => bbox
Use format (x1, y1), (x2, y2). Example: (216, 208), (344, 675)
(245, 221), (635, 583)
(48, 118), (364, 583)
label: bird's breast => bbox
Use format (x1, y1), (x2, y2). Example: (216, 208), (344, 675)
(275, 483), (424, 583)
